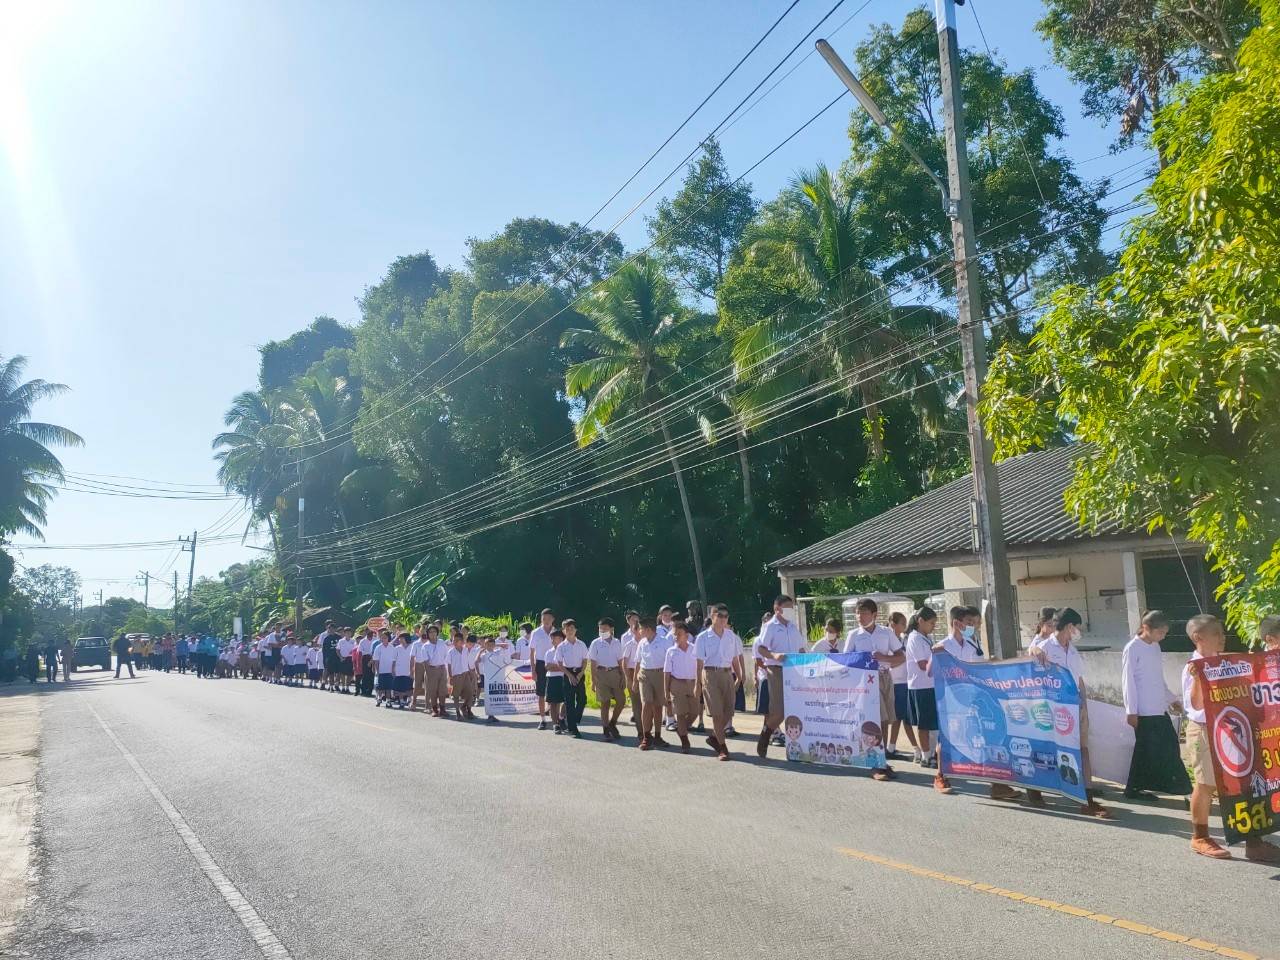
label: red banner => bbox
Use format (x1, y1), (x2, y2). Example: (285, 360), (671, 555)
(1197, 651), (1280, 844)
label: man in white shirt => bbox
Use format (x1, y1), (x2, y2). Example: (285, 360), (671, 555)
(357, 629), (376, 697)
(589, 618), (625, 741)
(620, 611), (642, 729)
(409, 625), (432, 712)
(1120, 610), (1187, 800)
(446, 631), (478, 720)
(336, 627), (356, 694)
(663, 618), (700, 753)
(755, 595), (806, 758)
(632, 616), (670, 751)
(695, 604), (742, 760)
(1029, 608), (1111, 818)
(843, 598), (904, 780)
(421, 625), (449, 717)
(528, 609), (556, 730)
(258, 630), (275, 683)
(554, 619), (589, 738)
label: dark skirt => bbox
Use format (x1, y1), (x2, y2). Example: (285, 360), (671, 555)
(893, 682), (910, 723)
(908, 687), (939, 731)
(1126, 714), (1192, 795)
(756, 677), (770, 715)
(545, 674), (566, 704)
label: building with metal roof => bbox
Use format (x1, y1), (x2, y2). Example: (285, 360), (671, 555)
(772, 444), (1211, 652)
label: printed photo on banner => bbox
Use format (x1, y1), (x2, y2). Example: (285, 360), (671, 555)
(1197, 650), (1280, 844)
(934, 652), (1087, 802)
(781, 651), (883, 769)
(482, 656), (539, 716)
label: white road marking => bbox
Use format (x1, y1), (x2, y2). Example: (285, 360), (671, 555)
(84, 700), (293, 960)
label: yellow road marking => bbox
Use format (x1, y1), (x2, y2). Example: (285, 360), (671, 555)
(836, 847), (1273, 960)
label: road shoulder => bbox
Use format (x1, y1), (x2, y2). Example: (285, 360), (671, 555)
(0, 686), (40, 947)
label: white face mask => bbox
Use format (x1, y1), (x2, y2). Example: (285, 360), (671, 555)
(825, 632), (838, 645)
(601, 630), (613, 639)
(780, 606), (795, 622)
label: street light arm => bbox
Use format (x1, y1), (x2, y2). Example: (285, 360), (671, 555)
(815, 39), (953, 216)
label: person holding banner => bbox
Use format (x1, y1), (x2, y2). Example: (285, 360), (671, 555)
(663, 617), (700, 754)
(589, 618), (626, 741)
(478, 636), (506, 723)
(1121, 610), (1188, 801)
(904, 607), (953, 793)
(755, 596), (805, 759)
(1183, 615), (1234, 858)
(842, 598), (902, 781)
(1260, 615), (1280, 652)
(695, 604), (742, 761)
(1028, 608), (1111, 819)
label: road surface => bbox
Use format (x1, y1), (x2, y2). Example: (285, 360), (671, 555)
(4, 670), (1277, 960)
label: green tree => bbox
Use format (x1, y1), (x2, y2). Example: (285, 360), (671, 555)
(213, 389), (291, 552)
(840, 8), (1110, 337)
(467, 218), (623, 294)
(646, 137), (756, 301)
(1038, 0), (1259, 152)
(723, 165), (951, 459)
(982, 3), (1280, 633)
(257, 316), (354, 393)
(0, 355), (83, 539)
(358, 253), (445, 329)
(562, 257), (712, 606)
(13, 564), (80, 643)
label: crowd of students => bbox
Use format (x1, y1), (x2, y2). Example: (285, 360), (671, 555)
(140, 597), (1280, 863)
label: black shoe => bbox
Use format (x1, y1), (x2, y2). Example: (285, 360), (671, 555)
(538, 720), (548, 731)
(554, 727), (563, 735)
(1124, 789), (1160, 801)
(487, 716), (499, 724)
(694, 722), (705, 733)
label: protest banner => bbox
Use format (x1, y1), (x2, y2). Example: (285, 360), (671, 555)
(1085, 698), (1138, 786)
(481, 655), (538, 716)
(1197, 651), (1280, 844)
(934, 653), (1086, 801)
(780, 651), (883, 769)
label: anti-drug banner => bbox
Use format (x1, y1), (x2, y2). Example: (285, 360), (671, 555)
(481, 655), (538, 716)
(1197, 651), (1280, 845)
(934, 653), (1087, 801)
(780, 652), (883, 769)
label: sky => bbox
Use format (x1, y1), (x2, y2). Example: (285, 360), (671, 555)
(2, 0), (1147, 606)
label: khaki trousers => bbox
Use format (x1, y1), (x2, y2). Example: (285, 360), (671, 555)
(764, 664), (785, 730)
(594, 666), (625, 709)
(703, 668), (735, 726)
(669, 677), (698, 726)
(639, 668), (666, 707)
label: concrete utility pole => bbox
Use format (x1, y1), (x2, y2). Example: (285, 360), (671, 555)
(934, 0), (1017, 658)
(179, 530), (198, 626)
(815, 0), (1018, 658)
(295, 464), (305, 636)
(173, 571), (180, 631)
(139, 572), (149, 612)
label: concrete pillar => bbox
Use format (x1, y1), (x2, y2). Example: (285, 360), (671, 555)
(1122, 551), (1146, 637)
(778, 574), (805, 636)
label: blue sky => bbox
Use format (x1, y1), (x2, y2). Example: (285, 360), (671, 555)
(3, 0), (1145, 603)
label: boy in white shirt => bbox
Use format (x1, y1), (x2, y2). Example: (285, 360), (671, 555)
(373, 629), (397, 706)
(555, 620), (589, 738)
(446, 631), (478, 720)
(306, 642), (323, 688)
(1121, 610), (1188, 801)
(843, 598), (903, 781)
(589, 618), (625, 741)
(695, 604), (742, 761)
(620, 611), (642, 729)
(904, 606), (951, 792)
(336, 627), (356, 695)
(663, 618), (700, 753)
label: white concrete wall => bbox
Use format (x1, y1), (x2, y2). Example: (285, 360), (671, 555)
(943, 550), (1136, 650)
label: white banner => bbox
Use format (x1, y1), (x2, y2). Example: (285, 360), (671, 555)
(780, 651), (883, 769)
(481, 654), (538, 715)
(1086, 698), (1138, 786)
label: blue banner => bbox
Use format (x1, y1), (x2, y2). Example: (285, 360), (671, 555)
(934, 653), (1086, 801)
(781, 652), (883, 769)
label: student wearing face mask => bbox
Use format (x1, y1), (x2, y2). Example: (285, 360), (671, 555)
(589, 618), (626, 741)
(810, 619), (842, 653)
(754, 595), (806, 758)
(842, 598), (903, 781)
(1028, 608), (1112, 819)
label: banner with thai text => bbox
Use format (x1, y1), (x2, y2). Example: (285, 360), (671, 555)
(780, 652), (883, 769)
(481, 654), (538, 715)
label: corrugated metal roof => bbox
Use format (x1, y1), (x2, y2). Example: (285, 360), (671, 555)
(772, 444), (1133, 573)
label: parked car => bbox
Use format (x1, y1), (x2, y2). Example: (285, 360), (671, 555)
(74, 637), (112, 671)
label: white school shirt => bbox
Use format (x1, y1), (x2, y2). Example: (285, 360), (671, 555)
(513, 635), (531, 660)
(1121, 636), (1177, 716)
(337, 637), (355, 658)
(307, 647), (322, 669)
(393, 645), (413, 677)
(756, 615), (805, 666)
(588, 636), (622, 668)
(445, 647), (474, 675)
(889, 634), (909, 683)
(656, 622), (673, 642)
(409, 639), (430, 663)
(939, 633), (982, 664)
(694, 627), (740, 668)
(375, 643), (398, 672)
(842, 624), (901, 674)
(544, 645), (565, 676)
(809, 636), (840, 654)
(904, 630), (935, 690)
(1031, 633), (1085, 685)
(1182, 651), (1206, 724)
(634, 634), (673, 671)
(358, 636), (375, 655)
(248, 645), (259, 660)
(554, 639), (588, 670)
(663, 643), (698, 680)
(620, 637), (639, 669)
(530, 626), (553, 662)
(257, 635), (273, 655)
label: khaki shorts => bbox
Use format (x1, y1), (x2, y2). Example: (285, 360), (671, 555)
(594, 666), (625, 707)
(451, 672), (477, 701)
(703, 668), (735, 724)
(1187, 720), (1214, 787)
(639, 668), (666, 707)
(878, 670), (897, 725)
(425, 664), (448, 700)
(765, 664), (785, 730)
(669, 677), (698, 725)
(413, 661), (428, 696)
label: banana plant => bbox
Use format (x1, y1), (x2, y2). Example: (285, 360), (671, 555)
(345, 558), (449, 625)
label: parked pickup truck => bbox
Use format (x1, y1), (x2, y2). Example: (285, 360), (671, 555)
(74, 637), (112, 671)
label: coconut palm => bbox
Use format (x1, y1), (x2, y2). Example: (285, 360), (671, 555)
(213, 389), (292, 552)
(731, 164), (951, 458)
(561, 257), (711, 607)
(0, 355), (83, 540)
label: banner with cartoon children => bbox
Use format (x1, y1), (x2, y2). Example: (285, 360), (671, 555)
(780, 651), (883, 769)
(933, 653), (1087, 802)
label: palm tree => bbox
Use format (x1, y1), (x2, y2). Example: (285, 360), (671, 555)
(561, 257), (710, 607)
(731, 165), (950, 458)
(0, 355), (83, 539)
(213, 390), (292, 553)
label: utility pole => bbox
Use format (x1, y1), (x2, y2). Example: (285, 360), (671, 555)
(173, 570), (180, 632)
(139, 572), (149, 612)
(179, 530), (198, 627)
(96, 589), (103, 610)
(935, 0), (1017, 658)
(295, 465), (305, 636)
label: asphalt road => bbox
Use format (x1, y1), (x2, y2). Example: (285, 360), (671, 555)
(6, 669), (1278, 960)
